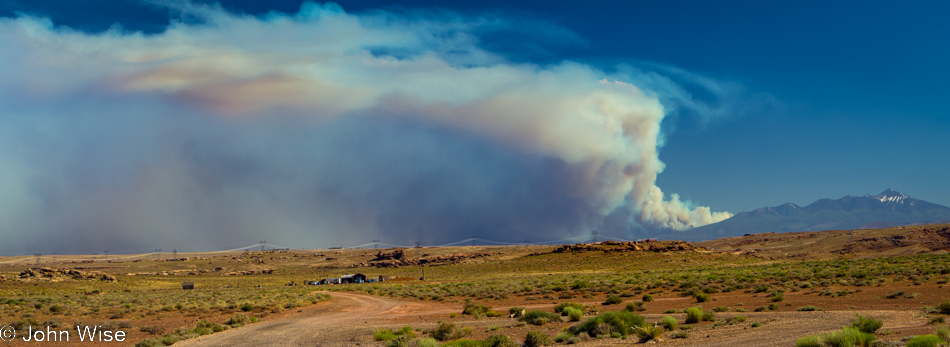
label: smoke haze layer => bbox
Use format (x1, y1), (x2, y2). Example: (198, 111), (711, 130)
(0, 2), (731, 254)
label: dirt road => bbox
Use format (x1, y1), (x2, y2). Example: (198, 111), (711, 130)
(176, 291), (447, 347)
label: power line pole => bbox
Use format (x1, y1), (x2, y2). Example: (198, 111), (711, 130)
(104, 250), (109, 261)
(259, 240), (266, 252)
(373, 239), (380, 249)
(155, 249), (161, 260)
(173, 249), (178, 259)
(471, 236), (476, 247)
(592, 230), (598, 243)
(34, 253), (41, 265)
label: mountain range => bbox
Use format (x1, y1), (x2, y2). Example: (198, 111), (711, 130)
(671, 189), (950, 242)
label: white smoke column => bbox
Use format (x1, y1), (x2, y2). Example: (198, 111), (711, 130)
(0, 2), (730, 253)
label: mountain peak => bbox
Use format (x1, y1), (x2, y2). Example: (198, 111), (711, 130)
(876, 188), (908, 199)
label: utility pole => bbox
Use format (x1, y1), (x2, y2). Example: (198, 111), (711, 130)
(471, 236), (476, 247)
(373, 239), (380, 249)
(34, 253), (41, 265)
(104, 250), (109, 261)
(592, 230), (598, 243)
(173, 249), (178, 259)
(260, 240), (266, 252)
(155, 249), (161, 260)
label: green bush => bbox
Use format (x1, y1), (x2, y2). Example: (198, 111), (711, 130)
(135, 338), (164, 347)
(482, 334), (518, 347)
(430, 321), (471, 341)
(796, 335), (823, 347)
(563, 307), (583, 322)
(524, 331), (552, 347)
(937, 325), (949, 342)
(603, 294), (623, 305)
(554, 302), (584, 314)
(685, 306), (703, 324)
(712, 306), (730, 312)
(938, 300), (950, 314)
(571, 310), (645, 337)
(702, 311), (716, 322)
(907, 335), (943, 347)
(520, 310), (561, 325)
(463, 300), (491, 316)
(850, 314), (882, 333)
(624, 301), (645, 312)
(642, 294), (654, 302)
(799, 327), (874, 347)
(633, 324), (664, 343)
(553, 332), (573, 343)
(694, 292), (710, 303)
(385, 335), (412, 347)
(660, 315), (678, 331)
(240, 303), (254, 312)
(226, 314), (249, 326)
(415, 338), (440, 347)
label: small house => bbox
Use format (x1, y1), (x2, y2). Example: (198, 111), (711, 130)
(340, 273), (367, 284)
(182, 282), (194, 290)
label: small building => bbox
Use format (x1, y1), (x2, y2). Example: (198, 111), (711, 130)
(326, 278), (341, 284)
(340, 273), (367, 284)
(182, 282), (194, 290)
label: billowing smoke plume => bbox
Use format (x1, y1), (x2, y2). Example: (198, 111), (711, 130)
(0, 2), (731, 255)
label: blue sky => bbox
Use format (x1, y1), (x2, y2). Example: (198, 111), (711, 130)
(0, 0), (947, 252)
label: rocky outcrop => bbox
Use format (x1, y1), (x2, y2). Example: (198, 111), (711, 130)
(548, 240), (701, 254)
(18, 267), (117, 282)
(368, 252), (498, 268)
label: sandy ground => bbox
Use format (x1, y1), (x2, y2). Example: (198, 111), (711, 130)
(172, 290), (939, 347)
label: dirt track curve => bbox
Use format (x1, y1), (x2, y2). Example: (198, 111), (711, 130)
(176, 291), (450, 347)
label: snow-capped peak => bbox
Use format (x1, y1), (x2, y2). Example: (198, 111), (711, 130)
(869, 188), (912, 206)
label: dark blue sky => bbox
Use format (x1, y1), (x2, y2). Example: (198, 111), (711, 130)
(3, 0), (948, 212)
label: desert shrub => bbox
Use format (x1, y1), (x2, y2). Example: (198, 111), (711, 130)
(685, 306), (703, 324)
(906, 335), (943, 347)
(672, 330), (689, 339)
(430, 321), (471, 341)
(886, 291), (904, 299)
(937, 300), (950, 314)
(227, 314), (249, 326)
(135, 338), (164, 347)
(375, 329), (398, 341)
(385, 335), (412, 347)
(751, 322), (761, 328)
(830, 330), (865, 347)
(463, 300), (491, 316)
(928, 317), (945, 325)
(661, 316), (678, 331)
(770, 292), (784, 302)
(571, 310), (644, 337)
(798, 306), (821, 311)
(796, 335), (823, 347)
(140, 325), (165, 335)
(850, 313), (883, 333)
(524, 331), (552, 347)
(481, 334), (518, 347)
(563, 307), (583, 321)
(702, 311), (716, 322)
(937, 325), (950, 342)
(624, 301), (645, 312)
(554, 302), (584, 314)
(643, 294), (654, 302)
(712, 306), (730, 312)
(415, 338), (440, 347)
(161, 335), (180, 345)
(603, 294), (623, 305)
(240, 303), (254, 312)
(553, 332), (573, 343)
(694, 292), (710, 303)
(633, 324), (664, 342)
(518, 310), (560, 325)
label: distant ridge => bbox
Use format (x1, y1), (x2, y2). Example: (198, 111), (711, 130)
(670, 189), (950, 242)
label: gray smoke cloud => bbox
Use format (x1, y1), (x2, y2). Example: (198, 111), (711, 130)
(0, 2), (733, 255)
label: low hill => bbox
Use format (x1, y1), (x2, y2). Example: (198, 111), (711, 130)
(696, 223), (950, 260)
